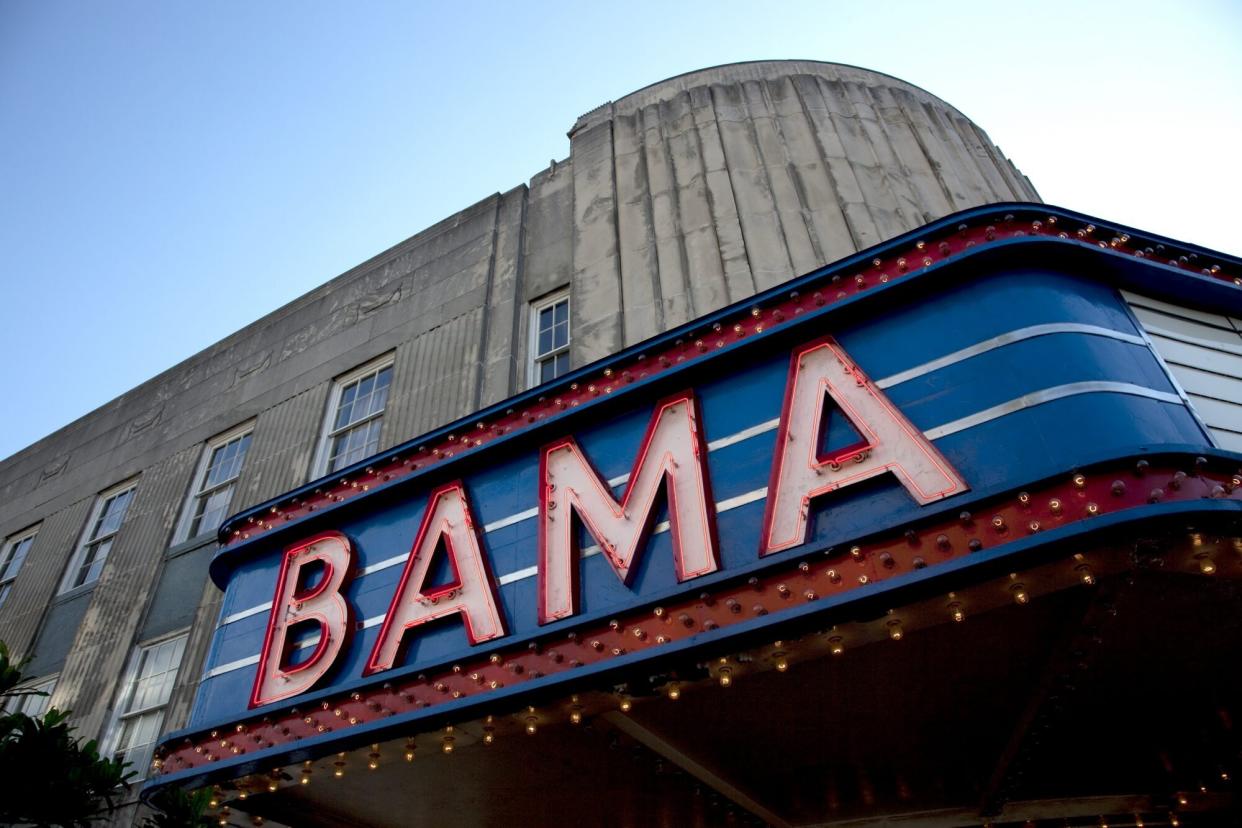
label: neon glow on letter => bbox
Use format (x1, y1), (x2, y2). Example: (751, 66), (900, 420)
(365, 482), (506, 674)
(761, 337), (967, 555)
(250, 531), (354, 708)
(538, 391), (719, 623)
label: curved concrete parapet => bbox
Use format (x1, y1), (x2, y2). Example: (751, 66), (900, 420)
(556, 60), (1039, 362)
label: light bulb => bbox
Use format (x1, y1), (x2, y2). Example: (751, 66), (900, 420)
(774, 652), (789, 672)
(525, 716), (538, 735)
(887, 621), (904, 641)
(667, 682), (681, 700)
(718, 667), (733, 687)
(619, 696), (632, 712)
(828, 636), (845, 656)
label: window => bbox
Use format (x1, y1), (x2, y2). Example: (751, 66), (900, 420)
(107, 635), (186, 777)
(4, 677), (55, 718)
(529, 291), (570, 386)
(0, 526), (37, 609)
(314, 355), (394, 477)
(61, 480), (137, 593)
(174, 423), (253, 544)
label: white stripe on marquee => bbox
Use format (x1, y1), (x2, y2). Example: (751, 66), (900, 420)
(874, 323), (1147, 389)
(205, 654), (260, 678)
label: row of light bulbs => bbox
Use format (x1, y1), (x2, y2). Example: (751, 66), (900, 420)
(269, 557), (1088, 791)
(211, 532), (1237, 820)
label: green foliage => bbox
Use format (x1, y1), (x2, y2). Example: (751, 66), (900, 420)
(0, 641), (134, 827)
(140, 786), (215, 828)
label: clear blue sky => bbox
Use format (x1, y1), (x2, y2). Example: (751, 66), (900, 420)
(1, 1), (1239, 462)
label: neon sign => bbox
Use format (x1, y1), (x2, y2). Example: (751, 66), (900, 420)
(249, 337), (965, 706)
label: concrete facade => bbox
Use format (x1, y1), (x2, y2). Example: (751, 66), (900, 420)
(0, 61), (1037, 795)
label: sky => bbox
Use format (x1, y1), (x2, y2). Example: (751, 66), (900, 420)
(1, 0), (1240, 462)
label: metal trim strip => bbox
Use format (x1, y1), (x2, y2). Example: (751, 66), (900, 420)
(874, 323), (1146, 389)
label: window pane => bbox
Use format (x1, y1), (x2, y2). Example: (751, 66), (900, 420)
(230, 433), (252, 476)
(202, 443), (230, 488)
(115, 710), (164, 776)
(1, 535), (34, 581)
(363, 419), (382, 456)
(190, 483), (234, 538)
(334, 381), (359, 429)
(323, 362), (391, 475)
(555, 352), (570, 377)
(95, 489), (133, 539)
(327, 434), (348, 472)
(329, 427), (358, 472)
(112, 636), (184, 777)
(78, 538), (112, 588)
(328, 413), (387, 473)
(181, 433), (250, 542)
(11, 681), (54, 718)
(353, 377), (379, 420)
(334, 367), (391, 433)
(530, 296), (569, 387)
(370, 367), (392, 414)
(203, 434), (249, 490)
(21, 691), (50, 718)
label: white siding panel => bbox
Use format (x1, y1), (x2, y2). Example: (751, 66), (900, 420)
(1125, 291), (1242, 448)
(1212, 429), (1242, 453)
(1130, 308), (1242, 356)
(1163, 363), (1242, 404)
(1150, 337), (1242, 377)
(1122, 291), (1237, 329)
(1188, 396), (1242, 433)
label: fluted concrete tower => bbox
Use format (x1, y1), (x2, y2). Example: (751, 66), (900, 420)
(558, 60), (1038, 363)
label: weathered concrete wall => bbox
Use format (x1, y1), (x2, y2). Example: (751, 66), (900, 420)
(0, 61), (1037, 772)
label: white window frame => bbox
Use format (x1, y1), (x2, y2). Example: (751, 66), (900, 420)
(4, 676), (56, 718)
(527, 289), (571, 388)
(172, 421), (255, 545)
(103, 632), (187, 780)
(0, 525), (38, 609)
(60, 478), (138, 594)
(311, 353), (395, 479)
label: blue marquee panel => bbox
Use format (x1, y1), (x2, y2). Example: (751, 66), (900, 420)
(190, 269), (1208, 727)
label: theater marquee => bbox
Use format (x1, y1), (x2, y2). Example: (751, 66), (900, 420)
(148, 204), (1242, 795)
